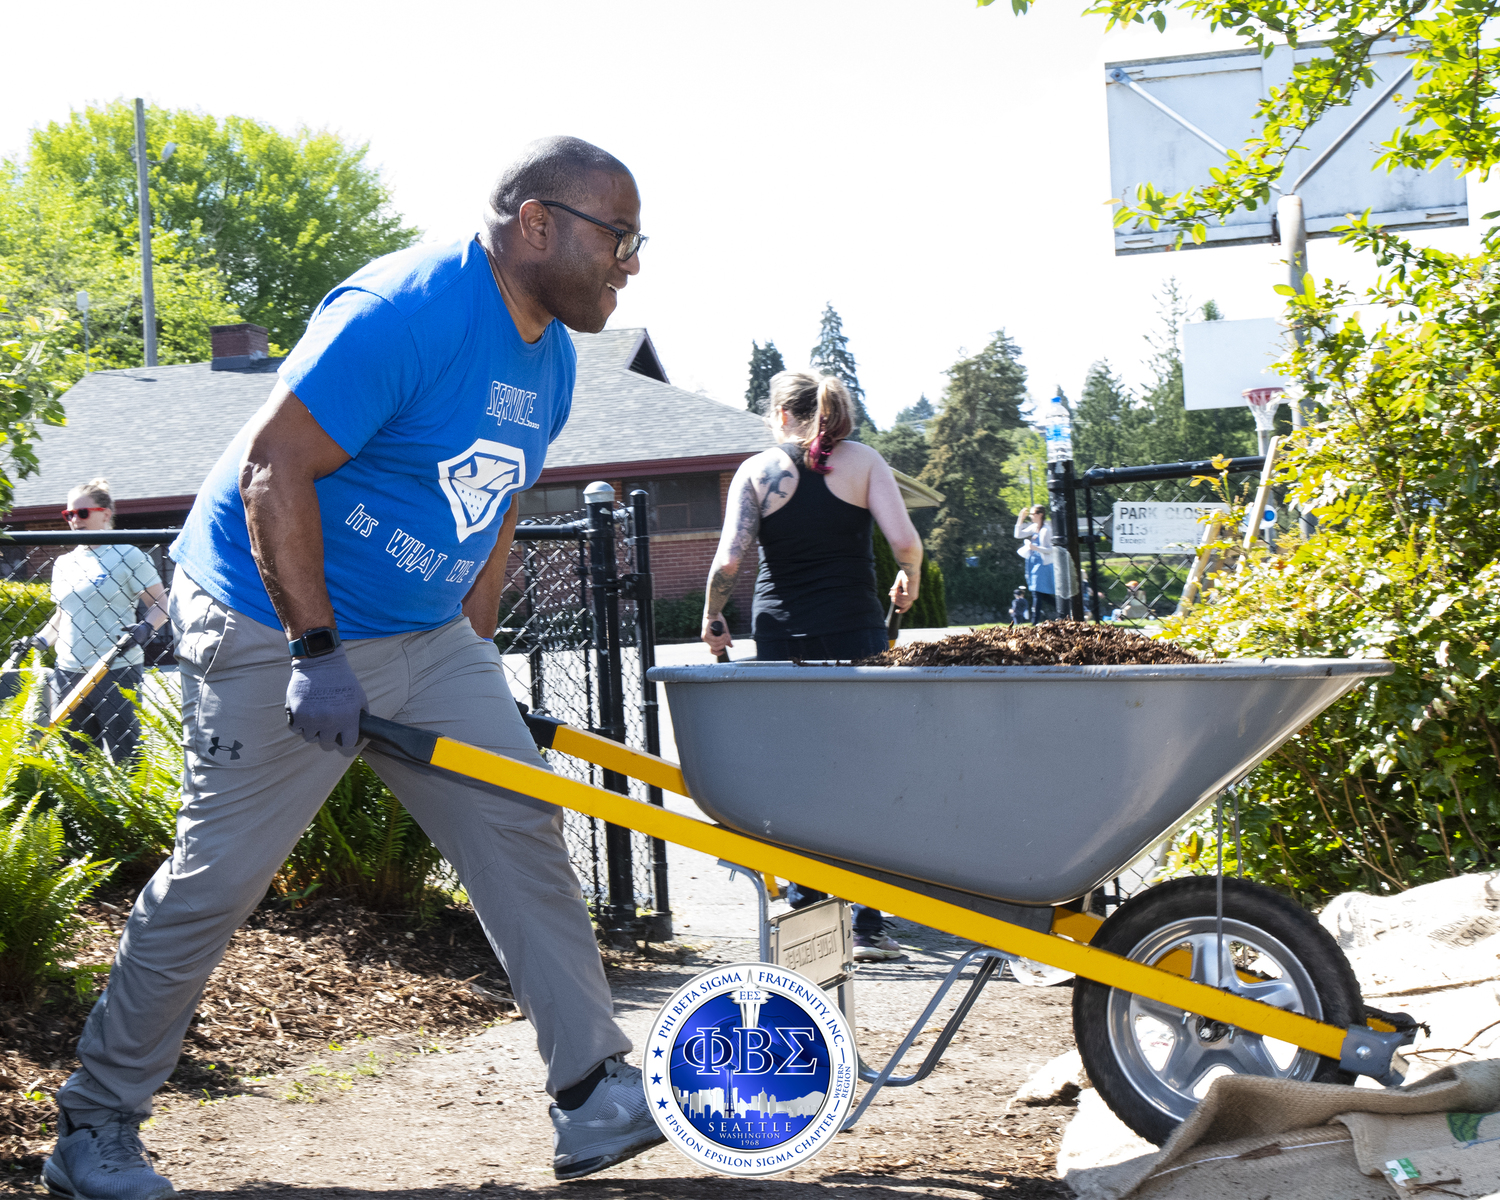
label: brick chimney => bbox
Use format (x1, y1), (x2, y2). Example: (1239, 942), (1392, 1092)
(210, 323), (270, 371)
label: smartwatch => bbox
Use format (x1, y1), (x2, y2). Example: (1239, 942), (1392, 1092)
(288, 627), (341, 659)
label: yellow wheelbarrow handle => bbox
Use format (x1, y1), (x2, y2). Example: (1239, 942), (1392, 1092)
(355, 712), (1408, 1081)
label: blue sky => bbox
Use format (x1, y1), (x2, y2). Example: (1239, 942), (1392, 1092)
(3, 0), (1493, 425)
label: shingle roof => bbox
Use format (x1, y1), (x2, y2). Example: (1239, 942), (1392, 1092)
(10, 358), (283, 513)
(7, 327), (770, 515)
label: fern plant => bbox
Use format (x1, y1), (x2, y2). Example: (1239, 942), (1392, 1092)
(30, 682), (181, 877)
(0, 800), (114, 1002)
(276, 756), (447, 918)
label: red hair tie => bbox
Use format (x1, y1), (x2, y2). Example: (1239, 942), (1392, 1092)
(807, 415), (833, 474)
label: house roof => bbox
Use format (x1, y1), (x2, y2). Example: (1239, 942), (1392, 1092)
(6, 326), (771, 520)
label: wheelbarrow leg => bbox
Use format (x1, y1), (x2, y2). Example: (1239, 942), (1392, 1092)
(843, 948), (1010, 1131)
(719, 859), (773, 963)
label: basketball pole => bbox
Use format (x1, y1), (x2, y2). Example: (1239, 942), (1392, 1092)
(1278, 193), (1317, 539)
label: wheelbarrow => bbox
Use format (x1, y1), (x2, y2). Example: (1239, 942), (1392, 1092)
(356, 654), (1410, 1148)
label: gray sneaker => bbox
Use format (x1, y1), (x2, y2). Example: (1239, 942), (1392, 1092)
(44, 1113), (175, 1200)
(549, 1058), (665, 1181)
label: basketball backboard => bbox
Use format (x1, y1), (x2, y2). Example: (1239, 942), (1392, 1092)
(1106, 37), (1468, 256)
(1182, 317), (1286, 409)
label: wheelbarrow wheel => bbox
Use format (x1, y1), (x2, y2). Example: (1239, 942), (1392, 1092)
(1072, 875), (1362, 1146)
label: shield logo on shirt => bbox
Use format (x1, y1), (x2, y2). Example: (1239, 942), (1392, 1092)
(436, 439), (526, 543)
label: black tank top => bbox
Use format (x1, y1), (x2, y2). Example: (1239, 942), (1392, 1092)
(752, 464), (885, 639)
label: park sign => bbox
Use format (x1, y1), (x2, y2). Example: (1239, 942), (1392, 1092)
(1112, 502), (1228, 554)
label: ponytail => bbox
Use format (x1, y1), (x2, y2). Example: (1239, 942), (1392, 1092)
(767, 372), (854, 474)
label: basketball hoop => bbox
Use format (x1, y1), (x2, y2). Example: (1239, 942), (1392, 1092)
(1242, 386), (1285, 433)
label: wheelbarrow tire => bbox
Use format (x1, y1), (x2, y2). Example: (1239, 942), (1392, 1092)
(1072, 875), (1362, 1146)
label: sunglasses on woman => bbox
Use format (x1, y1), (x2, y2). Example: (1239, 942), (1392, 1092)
(61, 506), (105, 520)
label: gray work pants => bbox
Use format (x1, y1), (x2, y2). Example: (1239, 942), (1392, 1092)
(58, 571), (629, 1124)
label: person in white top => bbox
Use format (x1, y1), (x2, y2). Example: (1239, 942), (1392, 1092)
(31, 479), (168, 762)
(1013, 505), (1056, 624)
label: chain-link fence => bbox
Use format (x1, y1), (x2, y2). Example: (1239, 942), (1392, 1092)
(1, 502), (668, 939)
(1065, 456), (1266, 626)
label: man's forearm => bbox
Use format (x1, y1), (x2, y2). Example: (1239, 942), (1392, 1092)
(463, 502), (520, 640)
(242, 470), (336, 639)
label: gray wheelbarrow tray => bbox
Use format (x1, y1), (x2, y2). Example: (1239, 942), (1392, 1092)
(647, 659), (1393, 908)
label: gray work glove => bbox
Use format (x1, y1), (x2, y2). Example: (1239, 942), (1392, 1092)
(126, 620), (156, 647)
(285, 646), (367, 753)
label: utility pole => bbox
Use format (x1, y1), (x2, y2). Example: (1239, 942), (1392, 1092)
(133, 99), (156, 368)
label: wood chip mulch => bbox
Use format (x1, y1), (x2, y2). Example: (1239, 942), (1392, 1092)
(0, 894), (519, 1167)
(857, 621), (1204, 667)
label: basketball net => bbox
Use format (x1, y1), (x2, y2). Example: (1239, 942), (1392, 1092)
(1242, 386), (1285, 433)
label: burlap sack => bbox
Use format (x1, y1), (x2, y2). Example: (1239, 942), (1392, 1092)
(1335, 1108), (1500, 1196)
(1064, 1060), (1500, 1200)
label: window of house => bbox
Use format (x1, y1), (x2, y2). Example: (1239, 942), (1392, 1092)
(624, 474), (721, 532)
(517, 482), (586, 520)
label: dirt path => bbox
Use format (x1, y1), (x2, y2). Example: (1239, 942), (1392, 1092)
(7, 920), (1079, 1199)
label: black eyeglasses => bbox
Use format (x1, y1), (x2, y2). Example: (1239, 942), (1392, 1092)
(540, 201), (647, 261)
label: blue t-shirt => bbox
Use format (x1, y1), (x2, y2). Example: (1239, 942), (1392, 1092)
(171, 236), (575, 638)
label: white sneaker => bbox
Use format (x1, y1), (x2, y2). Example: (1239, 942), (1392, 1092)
(853, 932), (905, 961)
(549, 1058), (665, 1181)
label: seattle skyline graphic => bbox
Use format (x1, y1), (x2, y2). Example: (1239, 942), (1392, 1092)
(669, 987), (830, 1150)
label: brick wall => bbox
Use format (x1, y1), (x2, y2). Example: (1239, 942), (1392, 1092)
(500, 470), (755, 633)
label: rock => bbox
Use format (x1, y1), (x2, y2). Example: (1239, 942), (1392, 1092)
(1010, 1048), (1087, 1107)
(1056, 1087), (1156, 1199)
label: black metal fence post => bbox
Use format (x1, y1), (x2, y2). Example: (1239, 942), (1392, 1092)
(628, 489), (671, 941)
(1048, 458), (1086, 620)
(584, 483), (635, 943)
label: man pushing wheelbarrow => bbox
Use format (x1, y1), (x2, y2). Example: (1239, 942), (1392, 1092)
(44, 136), (663, 1200)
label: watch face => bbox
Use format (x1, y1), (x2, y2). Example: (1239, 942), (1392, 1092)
(295, 628), (339, 657)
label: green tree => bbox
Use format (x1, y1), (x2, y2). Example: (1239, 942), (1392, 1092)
(1072, 360), (1141, 472)
(1130, 282), (1257, 464)
(810, 303), (876, 435)
(0, 167), (241, 382)
(867, 424), (930, 480)
(919, 331), (1028, 618)
(745, 339), (785, 415)
(895, 394), (936, 431)
(27, 101), (420, 350)
(0, 299), (71, 510)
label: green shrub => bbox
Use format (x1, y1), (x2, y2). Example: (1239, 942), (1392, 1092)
(1161, 219), (1500, 903)
(0, 800), (114, 1002)
(0, 580), (53, 653)
(277, 756), (447, 918)
(32, 683), (181, 878)
(655, 592), (739, 640)
(874, 527), (948, 628)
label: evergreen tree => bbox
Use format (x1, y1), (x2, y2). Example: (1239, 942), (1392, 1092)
(867, 424), (929, 480)
(919, 330), (1028, 618)
(1133, 282), (1257, 464)
(894, 394), (935, 431)
(1072, 360), (1141, 472)
(744, 339), (785, 414)
(809, 303), (876, 435)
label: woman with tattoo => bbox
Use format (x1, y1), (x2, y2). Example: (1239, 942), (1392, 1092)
(700, 369), (923, 960)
